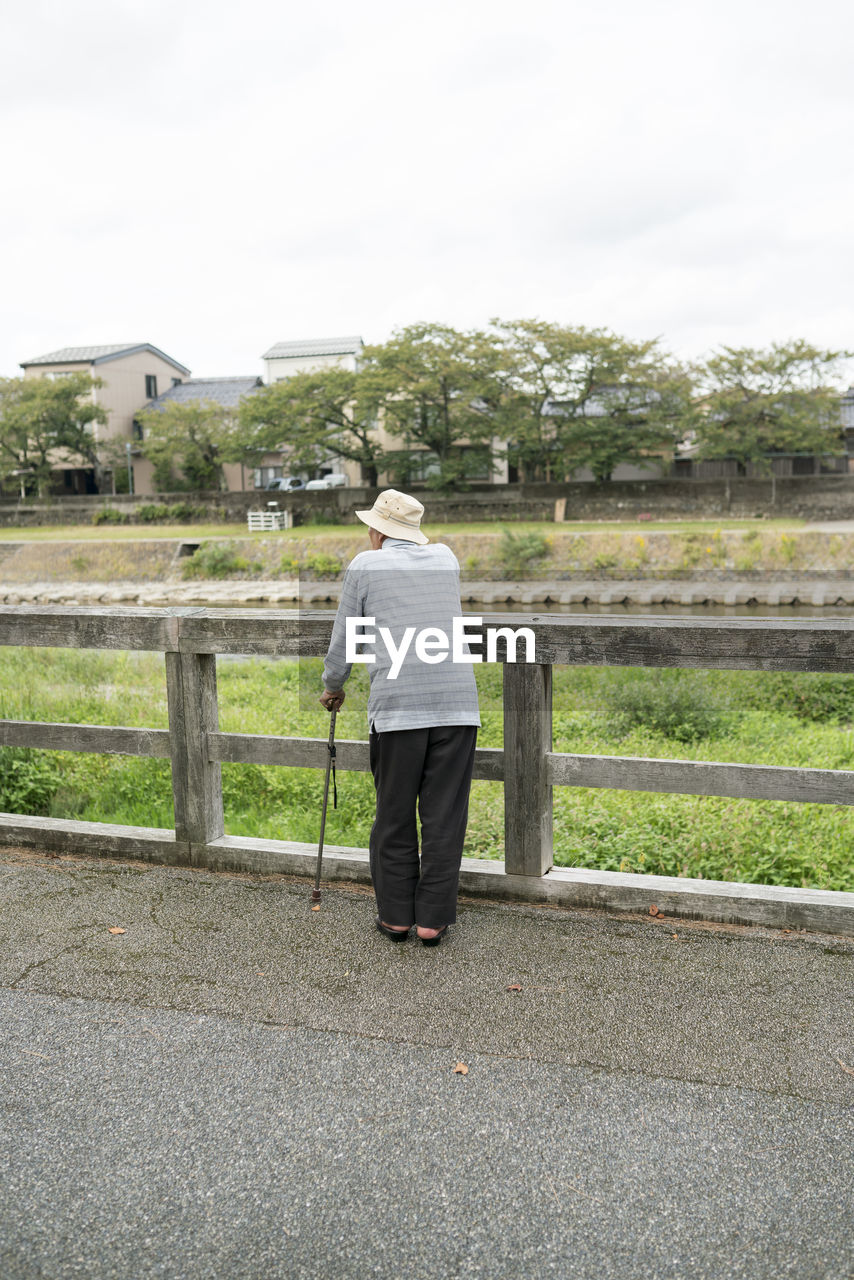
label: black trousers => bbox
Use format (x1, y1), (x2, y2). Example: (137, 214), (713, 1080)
(368, 725), (478, 929)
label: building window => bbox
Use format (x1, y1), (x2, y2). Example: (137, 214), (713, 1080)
(407, 452), (441, 482)
(171, 377), (182, 387)
(132, 420), (144, 441)
(145, 375), (158, 399)
(253, 466), (283, 488)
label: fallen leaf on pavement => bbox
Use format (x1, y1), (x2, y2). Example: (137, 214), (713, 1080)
(311, 905), (321, 912)
(649, 904), (660, 916)
(506, 984), (523, 992)
(108, 927), (126, 935)
(836, 1058), (854, 1077)
(453, 1062), (469, 1075)
(672, 933), (678, 939)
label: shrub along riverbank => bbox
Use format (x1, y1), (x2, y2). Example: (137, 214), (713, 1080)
(1, 648), (851, 891)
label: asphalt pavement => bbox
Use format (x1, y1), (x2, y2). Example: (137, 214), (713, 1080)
(1, 847), (853, 1280)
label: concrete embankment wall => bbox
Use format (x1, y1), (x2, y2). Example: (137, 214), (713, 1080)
(2, 527), (854, 606)
(5, 473), (854, 526)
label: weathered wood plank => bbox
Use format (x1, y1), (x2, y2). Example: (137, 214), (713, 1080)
(207, 732), (505, 781)
(172, 608), (854, 671)
(526, 613), (854, 672)
(208, 732), (370, 771)
(547, 752), (854, 805)
(3, 606), (854, 673)
(165, 652), (224, 849)
(0, 812), (190, 863)
(0, 720), (171, 757)
(178, 609), (310, 655)
(0, 605), (180, 651)
(503, 662), (553, 877)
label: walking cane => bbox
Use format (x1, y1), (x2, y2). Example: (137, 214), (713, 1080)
(311, 706), (338, 904)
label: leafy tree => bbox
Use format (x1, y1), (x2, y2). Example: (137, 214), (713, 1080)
(238, 368), (385, 485)
(136, 400), (236, 491)
(0, 374), (107, 496)
(489, 320), (689, 483)
(362, 323), (501, 490)
(691, 341), (851, 469)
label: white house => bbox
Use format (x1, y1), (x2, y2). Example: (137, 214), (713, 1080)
(261, 336), (363, 384)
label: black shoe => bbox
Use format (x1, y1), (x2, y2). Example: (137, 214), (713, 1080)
(376, 917), (411, 942)
(418, 925), (449, 947)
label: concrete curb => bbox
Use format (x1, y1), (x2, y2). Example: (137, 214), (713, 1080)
(5, 817), (851, 936)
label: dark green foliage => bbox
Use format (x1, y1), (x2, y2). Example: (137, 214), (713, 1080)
(0, 748), (63, 813)
(92, 507), (128, 525)
(0, 373), (108, 496)
(743, 672), (854, 724)
(181, 541), (250, 578)
(136, 501), (203, 523)
(304, 551), (342, 578)
(494, 528), (551, 576)
(599, 669), (738, 743)
(692, 341), (851, 469)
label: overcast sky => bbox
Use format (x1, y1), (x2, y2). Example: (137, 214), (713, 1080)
(3, 0), (853, 383)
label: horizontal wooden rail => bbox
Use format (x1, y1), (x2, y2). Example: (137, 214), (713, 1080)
(2, 605), (854, 671)
(0, 720), (171, 757)
(547, 752), (854, 805)
(207, 732), (506, 782)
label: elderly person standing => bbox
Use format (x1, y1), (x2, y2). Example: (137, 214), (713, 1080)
(320, 490), (480, 946)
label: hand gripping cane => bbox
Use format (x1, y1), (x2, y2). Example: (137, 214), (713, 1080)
(311, 706), (338, 904)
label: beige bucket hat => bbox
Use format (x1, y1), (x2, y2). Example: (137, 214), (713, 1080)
(355, 489), (429, 544)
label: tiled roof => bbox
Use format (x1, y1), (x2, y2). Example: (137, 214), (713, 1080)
(21, 343), (191, 375)
(144, 377), (262, 411)
(262, 336), (363, 360)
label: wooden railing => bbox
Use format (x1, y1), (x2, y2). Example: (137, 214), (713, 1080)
(2, 606), (854, 890)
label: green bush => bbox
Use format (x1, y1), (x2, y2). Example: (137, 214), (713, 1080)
(136, 501), (203, 524)
(304, 551), (342, 578)
(494, 528), (551, 576)
(92, 507), (127, 525)
(166, 501), (202, 522)
(747, 673), (854, 725)
(136, 503), (170, 523)
(600, 670), (737, 743)
(181, 542), (250, 579)
(279, 554), (300, 575)
(0, 748), (63, 813)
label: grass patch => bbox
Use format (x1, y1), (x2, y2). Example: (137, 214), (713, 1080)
(0, 517), (807, 543)
(1, 648), (852, 890)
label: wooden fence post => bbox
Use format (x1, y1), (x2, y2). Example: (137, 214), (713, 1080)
(503, 662), (553, 877)
(165, 651), (224, 853)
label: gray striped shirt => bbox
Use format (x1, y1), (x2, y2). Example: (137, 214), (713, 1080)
(322, 539), (481, 732)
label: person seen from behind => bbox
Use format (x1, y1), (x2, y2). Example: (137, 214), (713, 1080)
(320, 489), (480, 946)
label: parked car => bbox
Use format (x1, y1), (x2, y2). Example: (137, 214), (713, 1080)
(265, 476), (304, 491)
(304, 474), (348, 490)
